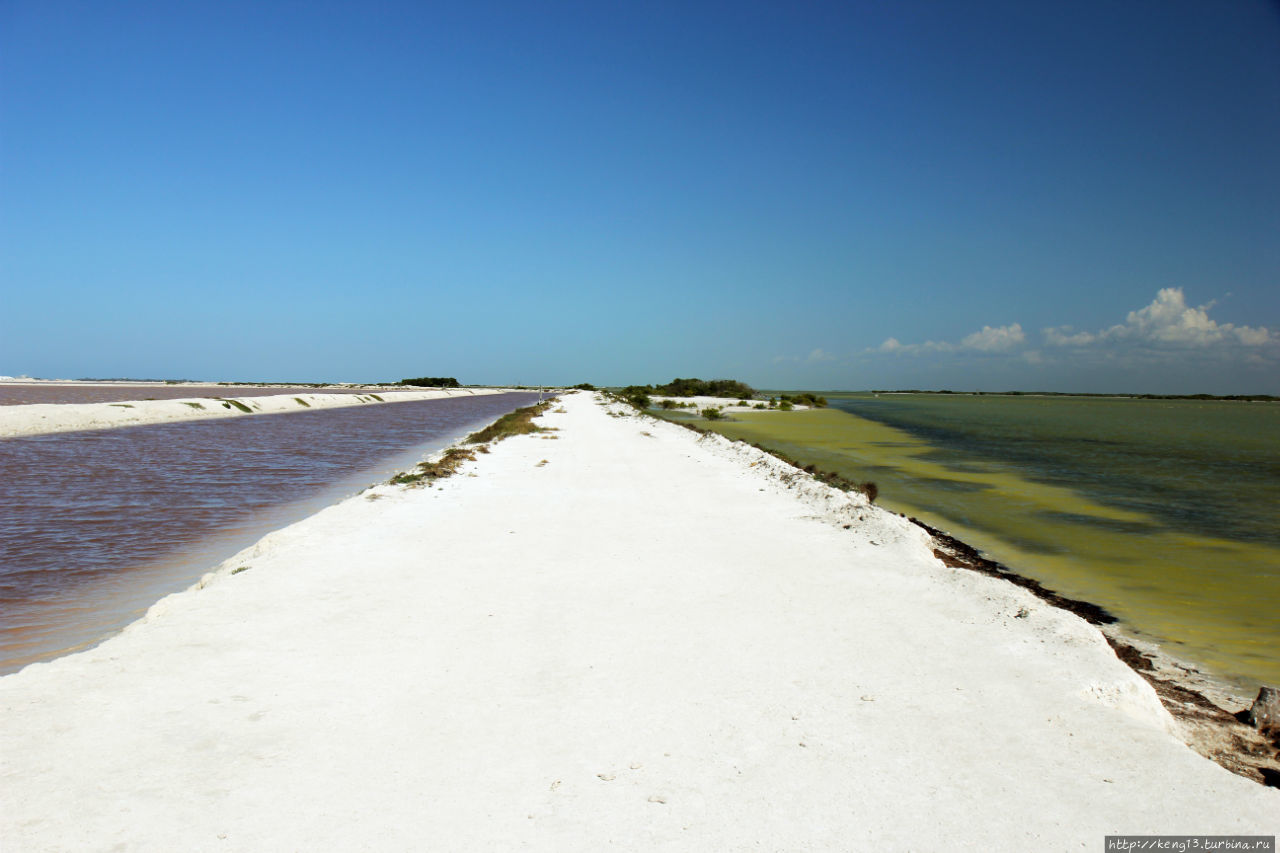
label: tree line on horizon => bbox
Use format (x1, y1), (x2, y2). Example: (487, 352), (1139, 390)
(397, 376), (460, 388)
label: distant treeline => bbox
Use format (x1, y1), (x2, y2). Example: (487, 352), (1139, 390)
(870, 390), (1277, 402)
(398, 377), (460, 388)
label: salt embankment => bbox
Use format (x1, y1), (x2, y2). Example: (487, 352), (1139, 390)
(0, 387), (512, 438)
(0, 391), (1274, 850)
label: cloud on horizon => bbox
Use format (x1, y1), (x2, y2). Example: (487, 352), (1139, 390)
(770, 289), (1277, 392)
(871, 288), (1275, 359)
(1043, 288), (1275, 349)
(873, 322), (1025, 356)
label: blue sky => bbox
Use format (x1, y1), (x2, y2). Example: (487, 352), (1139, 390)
(3, 1), (1277, 392)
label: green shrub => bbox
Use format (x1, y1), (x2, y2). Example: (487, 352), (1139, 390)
(778, 400), (794, 411)
(780, 393), (828, 408)
(465, 402), (551, 444)
(654, 378), (755, 399)
(391, 446), (477, 486)
(702, 407), (724, 420)
(398, 376), (460, 388)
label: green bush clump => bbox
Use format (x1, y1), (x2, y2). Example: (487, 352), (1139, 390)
(778, 393), (828, 408)
(614, 378), (756, 400)
(391, 446), (477, 486)
(656, 378), (755, 399)
(702, 407), (724, 420)
(465, 402), (552, 443)
(398, 377), (460, 388)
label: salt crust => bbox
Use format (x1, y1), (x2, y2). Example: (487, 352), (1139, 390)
(0, 387), (511, 438)
(1, 391), (1275, 851)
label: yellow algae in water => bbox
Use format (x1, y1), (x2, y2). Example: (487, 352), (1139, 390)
(692, 407), (1280, 691)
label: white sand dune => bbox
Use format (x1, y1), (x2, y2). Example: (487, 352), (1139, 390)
(0, 391), (1274, 850)
(0, 387), (511, 438)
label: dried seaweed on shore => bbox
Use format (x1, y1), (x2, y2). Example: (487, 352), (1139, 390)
(914, 516), (1280, 788)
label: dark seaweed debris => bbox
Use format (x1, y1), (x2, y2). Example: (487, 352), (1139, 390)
(912, 515), (1280, 788)
(910, 517), (1117, 625)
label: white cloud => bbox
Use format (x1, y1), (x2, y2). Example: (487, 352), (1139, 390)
(807, 348), (836, 362)
(961, 323), (1025, 352)
(1046, 288), (1276, 349)
(862, 288), (1276, 381)
(1236, 326), (1272, 346)
(1043, 326), (1095, 347)
(871, 325), (1014, 357)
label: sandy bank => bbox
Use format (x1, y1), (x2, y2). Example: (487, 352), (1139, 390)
(0, 392), (1274, 850)
(0, 387), (512, 438)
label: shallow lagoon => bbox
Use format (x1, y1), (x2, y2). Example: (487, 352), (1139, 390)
(681, 394), (1280, 692)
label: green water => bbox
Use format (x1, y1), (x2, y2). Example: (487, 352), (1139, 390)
(676, 394), (1280, 692)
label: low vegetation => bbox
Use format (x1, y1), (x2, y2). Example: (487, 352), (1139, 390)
(464, 401), (553, 444)
(294, 397), (311, 407)
(388, 401), (555, 489)
(216, 398), (253, 413)
(390, 447), (477, 486)
(398, 376), (460, 388)
(656, 378), (756, 398)
(612, 377), (758, 402)
(779, 392), (828, 408)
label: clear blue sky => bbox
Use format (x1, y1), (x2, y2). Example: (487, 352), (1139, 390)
(3, 0), (1278, 392)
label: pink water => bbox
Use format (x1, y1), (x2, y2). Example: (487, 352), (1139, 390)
(0, 383), (386, 406)
(0, 392), (542, 674)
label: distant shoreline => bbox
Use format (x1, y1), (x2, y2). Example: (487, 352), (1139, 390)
(859, 389), (1279, 402)
(0, 387), (515, 438)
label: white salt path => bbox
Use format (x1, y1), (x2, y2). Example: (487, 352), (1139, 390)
(1, 392), (1274, 851)
(0, 387), (512, 438)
